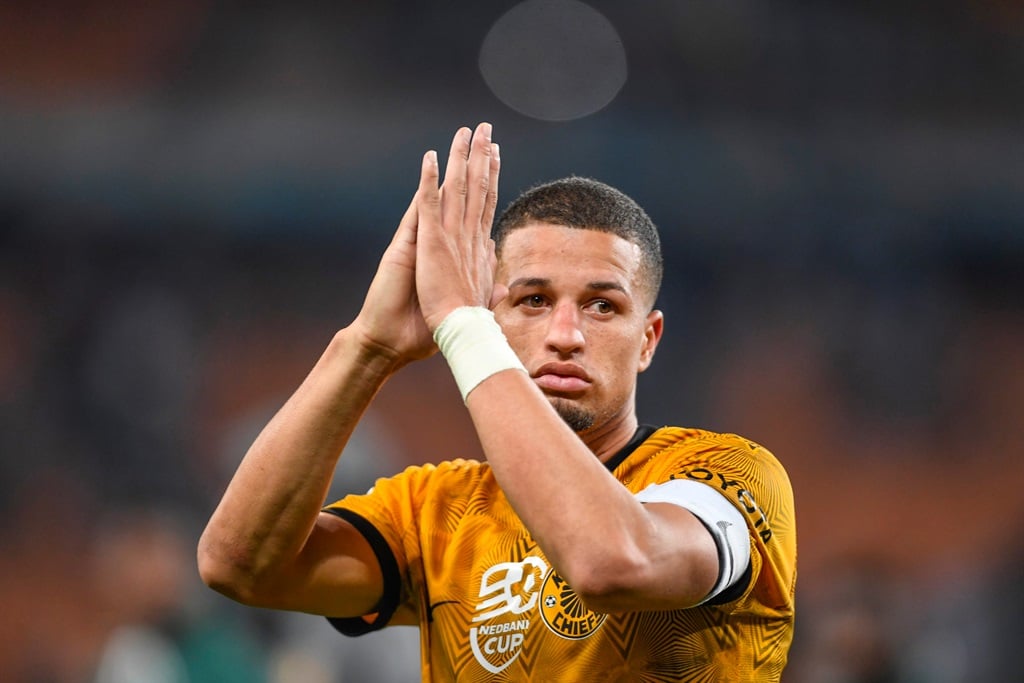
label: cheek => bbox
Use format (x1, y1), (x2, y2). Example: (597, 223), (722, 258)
(593, 330), (646, 372)
(625, 333), (655, 374)
(497, 316), (533, 352)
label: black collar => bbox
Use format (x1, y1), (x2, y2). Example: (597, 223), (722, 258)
(603, 424), (659, 473)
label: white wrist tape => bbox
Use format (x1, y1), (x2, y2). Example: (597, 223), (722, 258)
(433, 306), (526, 402)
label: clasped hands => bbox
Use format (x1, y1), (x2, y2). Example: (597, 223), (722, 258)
(353, 122), (505, 366)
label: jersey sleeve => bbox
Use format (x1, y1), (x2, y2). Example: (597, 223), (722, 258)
(321, 463), (437, 635)
(646, 431), (797, 615)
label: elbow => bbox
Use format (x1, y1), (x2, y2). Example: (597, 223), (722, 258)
(560, 551), (650, 615)
(565, 549), (719, 614)
(196, 538), (262, 605)
(196, 552), (234, 597)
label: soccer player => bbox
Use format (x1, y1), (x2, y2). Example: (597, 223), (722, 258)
(198, 122), (797, 680)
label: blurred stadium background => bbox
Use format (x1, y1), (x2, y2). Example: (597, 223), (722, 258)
(1, 1), (1022, 681)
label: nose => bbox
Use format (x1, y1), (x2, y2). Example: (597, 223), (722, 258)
(545, 302), (585, 355)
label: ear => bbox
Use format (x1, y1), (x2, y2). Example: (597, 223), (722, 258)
(637, 309), (664, 373)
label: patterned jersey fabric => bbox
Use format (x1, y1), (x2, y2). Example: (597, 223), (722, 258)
(324, 425), (797, 682)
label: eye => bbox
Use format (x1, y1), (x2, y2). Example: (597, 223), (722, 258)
(585, 299), (616, 315)
(520, 294), (547, 308)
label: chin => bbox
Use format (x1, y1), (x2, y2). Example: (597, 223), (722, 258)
(550, 398), (595, 433)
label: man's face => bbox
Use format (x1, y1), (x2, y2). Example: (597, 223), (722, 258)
(493, 222), (663, 435)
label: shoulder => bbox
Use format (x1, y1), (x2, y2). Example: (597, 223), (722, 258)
(643, 425), (773, 456)
(623, 427), (794, 535)
(396, 457), (490, 483)
(325, 457), (507, 542)
(358, 457), (497, 502)
(636, 426), (789, 482)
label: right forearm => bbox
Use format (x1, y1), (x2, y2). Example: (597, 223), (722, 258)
(198, 326), (398, 592)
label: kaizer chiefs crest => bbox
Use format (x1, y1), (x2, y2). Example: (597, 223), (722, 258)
(539, 569), (607, 639)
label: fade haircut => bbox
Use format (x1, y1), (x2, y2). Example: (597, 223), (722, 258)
(492, 176), (663, 308)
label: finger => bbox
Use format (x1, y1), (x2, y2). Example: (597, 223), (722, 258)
(464, 122), (494, 234)
(417, 149), (441, 238)
(441, 126), (472, 236)
(481, 142), (501, 235)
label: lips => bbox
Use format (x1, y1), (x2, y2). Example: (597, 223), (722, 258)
(532, 362), (592, 394)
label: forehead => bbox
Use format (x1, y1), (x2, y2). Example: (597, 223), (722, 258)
(497, 222), (644, 287)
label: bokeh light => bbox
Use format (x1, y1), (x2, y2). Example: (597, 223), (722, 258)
(479, 0), (627, 121)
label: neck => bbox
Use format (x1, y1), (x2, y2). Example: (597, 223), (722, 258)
(579, 412), (640, 463)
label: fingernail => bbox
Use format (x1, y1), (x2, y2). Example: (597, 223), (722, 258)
(426, 150), (437, 166)
(481, 122), (492, 141)
(492, 143), (500, 161)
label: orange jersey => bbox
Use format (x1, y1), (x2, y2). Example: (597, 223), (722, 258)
(325, 426), (797, 682)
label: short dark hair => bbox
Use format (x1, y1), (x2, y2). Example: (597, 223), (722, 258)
(493, 176), (663, 307)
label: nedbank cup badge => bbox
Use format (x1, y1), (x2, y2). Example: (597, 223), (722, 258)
(539, 569), (607, 639)
(468, 556), (607, 674)
(469, 556), (547, 674)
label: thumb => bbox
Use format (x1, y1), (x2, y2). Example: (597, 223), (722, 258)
(487, 238), (506, 309)
(489, 283), (508, 310)
(387, 192), (419, 250)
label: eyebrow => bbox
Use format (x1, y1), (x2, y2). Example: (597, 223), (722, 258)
(508, 277), (550, 289)
(508, 277), (629, 296)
